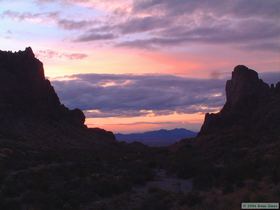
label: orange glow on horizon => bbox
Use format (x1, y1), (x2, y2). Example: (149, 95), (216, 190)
(85, 112), (205, 133)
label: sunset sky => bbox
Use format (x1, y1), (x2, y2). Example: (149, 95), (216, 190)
(1, 0), (280, 133)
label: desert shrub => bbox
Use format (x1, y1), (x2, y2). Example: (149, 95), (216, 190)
(193, 166), (221, 191)
(223, 160), (258, 185)
(193, 175), (214, 191)
(271, 166), (280, 184)
(91, 176), (131, 197)
(0, 197), (21, 210)
(222, 182), (234, 194)
(254, 193), (268, 202)
(125, 164), (154, 185)
(236, 179), (245, 188)
(242, 192), (251, 202)
(182, 191), (203, 207)
(141, 189), (174, 210)
(272, 183), (280, 197)
(148, 186), (162, 193)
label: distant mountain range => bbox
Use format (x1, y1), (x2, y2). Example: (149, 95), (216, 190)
(116, 128), (197, 146)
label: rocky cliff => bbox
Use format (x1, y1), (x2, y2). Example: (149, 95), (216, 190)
(0, 47), (158, 210)
(199, 65), (280, 136)
(167, 66), (280, 207)
(0, 47), (115, 145)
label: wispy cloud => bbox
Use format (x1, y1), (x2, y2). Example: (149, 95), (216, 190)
(1, 10), (59, 23)
(1, 10), (95, 30)
(57, 19), (94, 30)
(75, 32), (117, 42)
(36, 49), (88, 60)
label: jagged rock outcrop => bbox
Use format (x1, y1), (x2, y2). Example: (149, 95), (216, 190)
(200, 65), (280, 136)
(0, 47), (115, 145)
(0, 47), (84, 125)
(0, 48), (159, 210)
(167, 66), (280, 208)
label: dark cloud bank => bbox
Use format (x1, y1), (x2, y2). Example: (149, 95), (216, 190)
(51, 72), (280, 118)
(75, 0), (280, 52)
(2, 0), (280, 52)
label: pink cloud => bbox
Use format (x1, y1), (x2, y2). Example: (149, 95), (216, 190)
(36, 49), (88, 60)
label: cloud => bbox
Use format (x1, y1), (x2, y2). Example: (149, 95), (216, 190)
(51, 73), (226, 118)
(57, 19), (94, 30)
(75, 32), (117, 42)
(117, 17), (280, 50)
(133, 0), (280, 19)
(241, 42), (280, 53)
(37, 0), (133, 14)
(36, 49), (88, 60)
(4, 1), (279, 53)
(70, 0), (279, 51)
(1, 10), (59, 23)
(260, 72), (280, 85)
(119, 16), (171, 34)
(1, 10), (95, 31)
(51, 72), (280, 118)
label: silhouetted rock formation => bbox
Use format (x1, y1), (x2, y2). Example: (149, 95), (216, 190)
(0, 47), (84, 124)
(200, 65), (280, 136)
(0, 47), (114, 145)
(167, 66), (280, 206)
(0, 48), (160, 210)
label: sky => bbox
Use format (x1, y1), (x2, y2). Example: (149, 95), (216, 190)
(0, 0), (280, 133)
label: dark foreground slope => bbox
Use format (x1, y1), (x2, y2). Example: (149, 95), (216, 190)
(1, 49), (279, 210)
(165, 65), (280, 209)
(0, 48), (157, 210)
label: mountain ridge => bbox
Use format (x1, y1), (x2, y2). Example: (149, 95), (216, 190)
(116, 128), (197, 146)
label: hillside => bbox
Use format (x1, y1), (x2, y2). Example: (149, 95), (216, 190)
(0, 48), (157, 210)
(165, 65), (280, 209)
